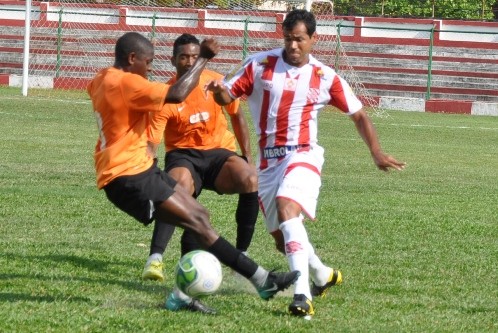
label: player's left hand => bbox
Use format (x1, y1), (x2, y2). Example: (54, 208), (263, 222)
(199, 38), (219, 60)
(372, 152), (406, 171)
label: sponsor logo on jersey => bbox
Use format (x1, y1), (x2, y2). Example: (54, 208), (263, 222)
(284, 78), (297, 91)
(189, 111), (210, 124)
(307, 88), (320, 103)
(263, 80), (273, 90)
(263, 146), (288, 159)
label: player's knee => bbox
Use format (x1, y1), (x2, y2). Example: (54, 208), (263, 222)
(241, 170), (258, 192)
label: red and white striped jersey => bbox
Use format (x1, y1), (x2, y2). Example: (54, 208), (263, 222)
(224, 48), (363, 169)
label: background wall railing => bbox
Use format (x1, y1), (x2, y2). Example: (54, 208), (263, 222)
(0, 2), (497, 103)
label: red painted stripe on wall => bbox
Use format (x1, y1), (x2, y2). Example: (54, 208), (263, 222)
(425, 99), (472, 114)
(0, 74), (9, 85)
(53, 77), (91, 90)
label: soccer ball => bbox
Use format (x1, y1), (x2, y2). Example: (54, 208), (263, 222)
(175, 250), (223, 297)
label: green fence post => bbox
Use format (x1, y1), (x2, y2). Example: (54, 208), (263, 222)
(425, 24), (435, 101)
(150, 12), (157, 41)
(148, 12), (158, 81)
(335, 21), (342, 73)
(56, 8), (63, 77)
(242, 16), (250, 60)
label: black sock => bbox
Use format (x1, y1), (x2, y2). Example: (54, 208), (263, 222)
(149, 221), (176, 255)
(180, 229), (201, 256)
(235, 191), (259, 251)
(207, 237), (258, 278)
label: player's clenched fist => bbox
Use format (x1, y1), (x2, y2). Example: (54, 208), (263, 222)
(199, 38), (219, 59)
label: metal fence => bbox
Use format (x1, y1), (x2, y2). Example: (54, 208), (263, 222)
(1, 5), (497, 101)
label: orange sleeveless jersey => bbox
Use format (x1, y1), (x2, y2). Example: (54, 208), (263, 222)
(148, 69), (239, 152)
(87, 67), (169, 189)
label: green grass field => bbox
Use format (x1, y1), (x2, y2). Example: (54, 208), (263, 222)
(0, 87), (497, 332)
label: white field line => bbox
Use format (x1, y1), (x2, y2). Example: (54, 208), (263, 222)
(384, 122), (498, 131)
(0, 95), (91, 104)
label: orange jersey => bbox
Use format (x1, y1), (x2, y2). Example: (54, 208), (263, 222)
(148, 69), (239, 152)
(87, 67), (169, 189)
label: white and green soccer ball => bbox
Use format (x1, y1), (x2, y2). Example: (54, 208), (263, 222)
(175, 250), (223, 297)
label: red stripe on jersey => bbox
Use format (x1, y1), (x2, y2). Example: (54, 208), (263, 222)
(299, 66), (322, 145)
(258, 89), (271, 170)
(284, 162), (321, 177)
(275, 72), (298, 146)
(261, 56), (278, 80)
(329, 75), (349, 113)
(258, 57), (278, 170)
(231, 61), (254, 98)
(258, 195), (267, 218)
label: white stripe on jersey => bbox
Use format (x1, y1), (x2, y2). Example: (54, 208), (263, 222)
(225, 48), (362, 169)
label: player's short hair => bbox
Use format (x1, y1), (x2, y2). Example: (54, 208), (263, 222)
(115, 32), (153, 67)
(172, 33), (201, 57)
(283, 9), (316, 37)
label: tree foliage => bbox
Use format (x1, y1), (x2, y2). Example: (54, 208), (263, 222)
(332, 0), (495, 20)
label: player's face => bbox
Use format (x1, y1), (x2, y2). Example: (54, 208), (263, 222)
(172, 43), (200, 78)
(283, 21), (316, 67)
(128, 48), (154, 79)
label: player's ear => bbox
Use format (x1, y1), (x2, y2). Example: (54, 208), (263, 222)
(170, 55), (176, 67)
(127, 52), (137, 66)
(311, 31), (318, 44)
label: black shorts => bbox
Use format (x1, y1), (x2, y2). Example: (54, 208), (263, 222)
(164, 148), (240, 197)
(103, 162), (177, 225)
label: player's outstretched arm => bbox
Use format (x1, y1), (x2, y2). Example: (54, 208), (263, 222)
(205, 80), (234, 106)
(351, 109), (406, 172)
(165, 38), (220, 104)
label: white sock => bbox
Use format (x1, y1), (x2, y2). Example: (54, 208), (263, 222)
(307, 242), (332, 286)
(280, 217), (311, 300)
(249, 266), (269, 288)
(172, 286), (192, 302)
(146, 253), (162, 265)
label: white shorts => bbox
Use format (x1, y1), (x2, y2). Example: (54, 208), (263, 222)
(258, 145), (324, 233)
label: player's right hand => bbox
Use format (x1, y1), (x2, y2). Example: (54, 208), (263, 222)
(199, 38), (219, 60)
(204, 79), (225, 94)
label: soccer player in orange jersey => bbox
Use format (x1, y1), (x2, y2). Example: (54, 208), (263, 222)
(87, 32), (299, 314)
(143, 34), (258, 282)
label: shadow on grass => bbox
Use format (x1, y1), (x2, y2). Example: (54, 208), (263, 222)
(2, 252), (134, 272)
(0, 292), (91, 303)
(0, 253), (169, 294)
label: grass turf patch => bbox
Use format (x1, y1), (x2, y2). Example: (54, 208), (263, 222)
(0, 86), (497, 332)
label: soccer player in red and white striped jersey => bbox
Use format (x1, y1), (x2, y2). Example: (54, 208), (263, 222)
(207, 9), (405, 318)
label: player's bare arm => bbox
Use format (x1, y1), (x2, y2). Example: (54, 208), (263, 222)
(146, 141), (160, 159)
(351, 109), (406, 171)
(229, 107), (253, 165)
(166, 38), (220, 104)
(205, 80), (233, 106)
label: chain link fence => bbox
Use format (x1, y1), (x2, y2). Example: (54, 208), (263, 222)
(0, 2), (497, 102)
(55, 0), (498, 20)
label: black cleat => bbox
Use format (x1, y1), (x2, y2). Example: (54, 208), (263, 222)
(311, 269), (342, 298)
(289, 293), (314, 317)
(165, 293), (217, 314)
(257, 270), (300, 301)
